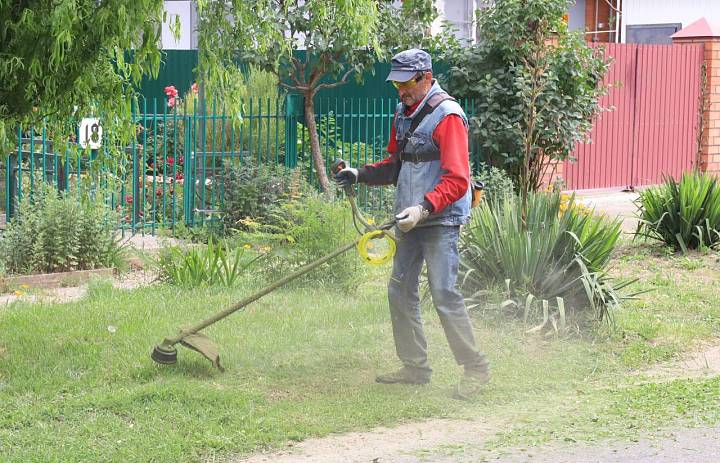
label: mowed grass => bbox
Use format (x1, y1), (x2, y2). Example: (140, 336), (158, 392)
(1, 242), (719, 462)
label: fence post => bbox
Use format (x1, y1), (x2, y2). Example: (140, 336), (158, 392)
(284, 93), (302, 168)
(673, 18), (720, 176)
(183, 114), (193, 227)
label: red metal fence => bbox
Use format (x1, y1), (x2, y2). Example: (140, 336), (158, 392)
(564, 43), (704, 190)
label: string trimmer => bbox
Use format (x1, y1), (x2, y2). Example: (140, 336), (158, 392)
(151, 159), (397, 370)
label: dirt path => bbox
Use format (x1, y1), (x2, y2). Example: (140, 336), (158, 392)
(642, 343), (720, 381)
(232, 421), (720, 463)
(230, 343), (720, 463)
(435, 426), (720, 463)
(0, 269), (156, 305)
(232, 419), (500, 463)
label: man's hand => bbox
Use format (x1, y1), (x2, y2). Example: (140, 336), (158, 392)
(334, 167), (358, 188)
(395, 204), (430, 232)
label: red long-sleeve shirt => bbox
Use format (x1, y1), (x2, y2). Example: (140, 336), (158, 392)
(359, 103), (470, 213)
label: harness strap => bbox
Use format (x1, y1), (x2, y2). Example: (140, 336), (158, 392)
(397, 92), (455, 163)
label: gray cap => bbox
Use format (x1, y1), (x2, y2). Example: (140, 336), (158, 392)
(386, 48), (432, 82)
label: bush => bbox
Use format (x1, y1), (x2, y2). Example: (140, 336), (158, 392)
(0, 184), (122, 275)
(444, 0), (609, 194)
(220, 160), (304, 231)
(460, 192), (626, 328)
(231, 191), (363, 290)
(474, 162), (515, 206)
(636, 171), (720, 252)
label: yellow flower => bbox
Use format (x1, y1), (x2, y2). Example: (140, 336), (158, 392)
(243, 244), (252, 249)
(239, 217), (260, 229)
(20, 284), (29, 289)
(13, 290), (24, 296)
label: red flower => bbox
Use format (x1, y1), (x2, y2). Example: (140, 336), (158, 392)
(191, 83), (199, 94)
(177, 156), (184, 166)
(156, 188), (163, 196)
(124, 215), (130, 222)
(164, 85), (178, 98)
(175, 172), (184, 181)
(166, 157), (175, 166)
(167, 97), (176, 108)
(125, 194), (133, 204)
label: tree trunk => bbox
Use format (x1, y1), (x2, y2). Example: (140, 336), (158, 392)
(303, 91), (330, 192)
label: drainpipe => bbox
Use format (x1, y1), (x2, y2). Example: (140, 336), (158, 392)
(616, 0), (622, 43)
(594, 0), (600, 42)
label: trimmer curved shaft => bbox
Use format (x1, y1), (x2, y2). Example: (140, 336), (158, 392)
(151, 237), (363, 369)
(151, 159), (398, 370)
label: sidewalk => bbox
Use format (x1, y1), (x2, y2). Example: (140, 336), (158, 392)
(570, 187), (641, 233)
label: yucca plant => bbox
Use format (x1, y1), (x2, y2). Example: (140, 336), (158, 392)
(635, 171), (720, 253)
(460, 192), (627, 327)
(156, 239), (262, 287)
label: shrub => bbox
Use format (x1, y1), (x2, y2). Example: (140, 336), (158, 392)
(636, 171), (720, 252)
(0, 183), (122, 275)
(474, 162), (515, 206)
(459, 192), (626, 328)
(232, 191), (363, 290)
(444, 0), (609, 195)
(220, 160), (303, 231)
(164, 221), (225, 244)
(140, 119), (186, 177)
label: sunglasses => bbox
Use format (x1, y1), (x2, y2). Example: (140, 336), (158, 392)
(391, 72), (425, 90)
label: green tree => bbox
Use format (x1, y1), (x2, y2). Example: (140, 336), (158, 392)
(444, 0), (610, 210)
(0, 0), (166, 154)
(197, 0), (452, 192)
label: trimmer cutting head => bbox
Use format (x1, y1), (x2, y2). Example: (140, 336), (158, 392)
(151, 344), (178, 365)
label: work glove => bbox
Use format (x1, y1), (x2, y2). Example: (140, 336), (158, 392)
(334, 167), (359, 188)
(395, 204), (430, 232)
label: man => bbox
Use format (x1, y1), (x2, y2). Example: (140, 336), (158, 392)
(334, 49), (490, 400)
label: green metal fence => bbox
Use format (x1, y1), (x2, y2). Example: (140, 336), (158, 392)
(4, 94), (481, 234)
(137, 50), (450, 101)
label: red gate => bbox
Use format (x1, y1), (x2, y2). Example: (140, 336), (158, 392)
(564, 43), (704, 190)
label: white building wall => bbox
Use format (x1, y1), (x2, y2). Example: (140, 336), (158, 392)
(434, 0), (586, 42)
(568, 0), (586, 32)
(432, 0), (491, 43)
(623, 0), (720, 42)
(161, 1), (197, 50)
(433, 0), (475, 42)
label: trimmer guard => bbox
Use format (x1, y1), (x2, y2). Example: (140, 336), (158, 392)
(180, 332), (224, 371)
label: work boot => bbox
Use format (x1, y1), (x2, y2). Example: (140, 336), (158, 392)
(375, 366), (430, 385)
(453, 367), (490, 400)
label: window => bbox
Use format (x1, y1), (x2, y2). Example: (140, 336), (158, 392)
(626, 23), (682, 44)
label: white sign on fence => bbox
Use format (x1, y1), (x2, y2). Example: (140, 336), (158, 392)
(79, 118), (103, 149)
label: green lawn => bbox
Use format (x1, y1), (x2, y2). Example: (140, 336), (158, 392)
(1, 242), (719, 462)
